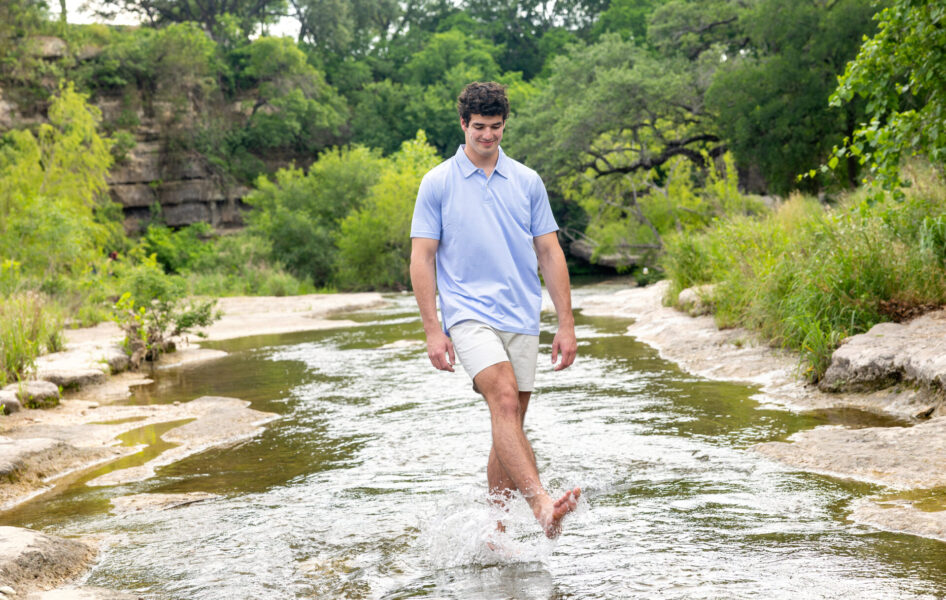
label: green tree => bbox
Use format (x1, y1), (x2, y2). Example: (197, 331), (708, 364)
(706, 0), (878, 193)
(244, 145), (385, 284)
(335, 131), (441, 290)
(289, 0), (398, 55)
(0, 83), (117, 280)
(590, 0), (660, 43)
(513, 34), (723, 185)
(831, 0), (946, 191)
(233, 36), (346, 152)
(0, 0), (48, 85)
(403, 28), (501, 86)
(464, 0), (609, 78)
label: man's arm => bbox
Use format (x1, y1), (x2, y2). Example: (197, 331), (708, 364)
(410, 237), (455, 372)
(534, 232), (577, 371)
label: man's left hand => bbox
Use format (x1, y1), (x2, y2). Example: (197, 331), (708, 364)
(551, 325), (577, 371)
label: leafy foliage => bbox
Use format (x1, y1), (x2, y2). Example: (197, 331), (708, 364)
(335, 131), (441, 290)
(244, 145), (386, 284)
(94, 0), (286, 40)
(233, 36), (346, 152)
(0, 83), (119, 281)
(706, 0), (877, 193)
(831, 0), (946, 192)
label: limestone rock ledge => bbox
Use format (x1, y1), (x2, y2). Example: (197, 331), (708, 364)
(820, 310), (946, 408)
(0, 526), (94, 595)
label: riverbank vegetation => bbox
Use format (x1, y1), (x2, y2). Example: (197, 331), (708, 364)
(0, 0), (943, 384)
(663, 165), (946, 381)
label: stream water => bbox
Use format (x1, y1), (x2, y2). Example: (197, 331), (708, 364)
(4, 287), (946, 599)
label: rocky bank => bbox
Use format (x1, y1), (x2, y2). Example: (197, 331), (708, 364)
(0, 292), (384, 596)
(578, 280), (946, 544)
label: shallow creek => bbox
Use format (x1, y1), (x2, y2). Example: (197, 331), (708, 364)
(4, 289), (946, 599)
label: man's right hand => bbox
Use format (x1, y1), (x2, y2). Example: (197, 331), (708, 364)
(425, 330), (456, 372)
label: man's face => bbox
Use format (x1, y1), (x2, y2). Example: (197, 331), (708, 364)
(461, 113), (505, 160)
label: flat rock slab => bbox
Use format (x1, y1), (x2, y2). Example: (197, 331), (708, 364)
(0, 436), (120, 510)
(753, 417), (946, 489)
(111, 492), (219, 514)
(821, 310), (946, 394)
(850, 498), (946, 543)
(86, 396), (277, 487)
(580, 281), (804, 393)
(0, 526), (95, 594)
(2, 382), (60, 409)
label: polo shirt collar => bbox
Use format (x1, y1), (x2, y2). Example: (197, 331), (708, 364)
(455, 145), (510, 179)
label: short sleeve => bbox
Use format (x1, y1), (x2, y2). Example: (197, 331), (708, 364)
(411, 172), (442, 240)
(529, 173), (558, 237)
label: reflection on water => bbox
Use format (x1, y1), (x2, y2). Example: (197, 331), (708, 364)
(2, 288), (946, 599)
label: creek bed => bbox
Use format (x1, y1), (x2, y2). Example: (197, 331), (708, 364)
(3, 290), (946, 599)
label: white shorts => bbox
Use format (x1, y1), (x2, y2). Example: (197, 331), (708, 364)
(448, 320), (540, 392)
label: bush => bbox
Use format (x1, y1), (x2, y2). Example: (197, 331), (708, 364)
(140, 223), (215, 275)
(662, 175), (946, 381)
(111, 253), (219, 368)
(0, 292), (64, 386)
(186, 232), (317, 296)
(334, 131), (441, 290)
(244, 145), (385, 285)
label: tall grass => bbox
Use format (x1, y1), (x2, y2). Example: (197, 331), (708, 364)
(0, 292), (64, 386)
(662, 171), (946, 381)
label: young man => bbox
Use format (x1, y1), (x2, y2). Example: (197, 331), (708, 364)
(410, 81), (580, 538)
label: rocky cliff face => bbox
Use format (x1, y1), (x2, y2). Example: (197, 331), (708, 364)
(1, 36), (253, 233)
(97, 98), (250, 233)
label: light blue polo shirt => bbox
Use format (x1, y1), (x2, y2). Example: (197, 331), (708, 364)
(411, 145), (558, 335)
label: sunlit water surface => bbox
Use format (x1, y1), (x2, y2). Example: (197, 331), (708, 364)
(4, 287), (946, 599)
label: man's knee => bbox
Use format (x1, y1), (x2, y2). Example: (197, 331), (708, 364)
(491, 385), (521, 420)
(476, 364), (521, 418)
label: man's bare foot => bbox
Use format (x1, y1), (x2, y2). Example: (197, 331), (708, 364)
(538, 487), (581, 538)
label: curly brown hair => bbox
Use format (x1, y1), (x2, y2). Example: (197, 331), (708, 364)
(456, 81), (509, 125)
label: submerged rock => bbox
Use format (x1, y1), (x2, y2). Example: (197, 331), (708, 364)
(849, 497), (946, 544)
(111, 492), (219, 514)
(752, 417), (946, 489)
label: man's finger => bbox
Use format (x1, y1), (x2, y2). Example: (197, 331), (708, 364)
(551, 340), (560, 365)
(447, 339), (456, 367)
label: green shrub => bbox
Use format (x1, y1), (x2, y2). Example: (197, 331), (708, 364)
(244, 145), (385, 285)
(186, 232), (317, 296)
(0, 292), (64, 386)
(111, 253), (219, 368)
(140, 223), (215, 275)
(662, 178), (946, 381)
(0, 83), (117, 280)
(334, 131), (441, 290)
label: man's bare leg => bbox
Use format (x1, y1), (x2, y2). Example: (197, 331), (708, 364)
(475, 362), (580, 538)
(487, 391), (534, 532)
